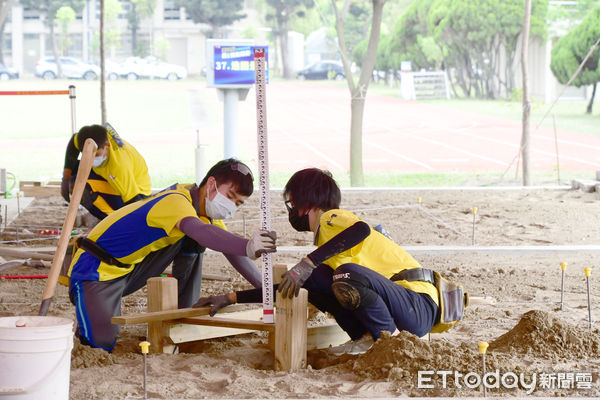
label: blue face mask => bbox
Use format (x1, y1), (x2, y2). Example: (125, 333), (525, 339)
(92, 155), (107, 167)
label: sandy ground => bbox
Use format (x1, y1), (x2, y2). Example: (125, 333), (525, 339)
(1, 187), (599, 399)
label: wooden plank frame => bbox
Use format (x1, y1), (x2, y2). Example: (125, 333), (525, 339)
(113, 275), (350, 371)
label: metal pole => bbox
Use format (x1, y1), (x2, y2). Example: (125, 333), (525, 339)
(223, 89), (239, 159)
(585, 268), (593, 329)
(552, 114), (561, 185)
(69, 85), (77, 134)
(195, 130), (207, 184)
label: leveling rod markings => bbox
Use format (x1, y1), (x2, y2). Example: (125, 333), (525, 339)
(254, 48), (274, 324)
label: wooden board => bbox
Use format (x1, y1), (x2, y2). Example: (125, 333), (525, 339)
(169, 309), (268, 344)
(306, 323), (350, 350)
(111, 304), (248, 325)
(0, 247), (55, 261)
(19, 181), (61, 198)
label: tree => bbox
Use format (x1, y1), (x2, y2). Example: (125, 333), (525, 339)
(550, 6), (600, 114)
(176, 0), (246, 38)
(127, 0), (157, 56)
(520, 0), (532, 185)
(264, 0), (313, 79)
(332, 0), (387, 186)
(0, 0), (17, 64)
(19, 0), (84, 77)
(56, 6), (76, 56)
(427, 0), (547, 98)
(89, 0), (121, 59)
(388, 0), (439, 72)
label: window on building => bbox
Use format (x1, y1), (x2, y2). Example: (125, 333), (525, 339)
(23, 7), (41, 20)
(164, 0), (182, 20)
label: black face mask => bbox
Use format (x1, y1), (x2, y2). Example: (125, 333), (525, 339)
(287, 205), (311, 232)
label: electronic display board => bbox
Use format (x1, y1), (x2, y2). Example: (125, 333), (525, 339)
(206, 40), (269, 88)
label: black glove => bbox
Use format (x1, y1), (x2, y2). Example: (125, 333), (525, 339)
(246, 230), (277, 260)
(61, 177), (71, 202)
(278, 258), (315, 299)
(193, 293), (234, 316)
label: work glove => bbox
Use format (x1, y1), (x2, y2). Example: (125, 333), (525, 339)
(193, 293), (235, 316)
(278, 258), (315, 299)
(60, 177), (71, 202)
(246, 230), (277, 260)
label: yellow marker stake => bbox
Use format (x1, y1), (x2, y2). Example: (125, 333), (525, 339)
(471, 207), (478, 246)
(585, 268), (592, 329)
(139, 341), (150, 399)
(417, 197), (422, 204)
(478, 341), (488, 397)
(560, 262), (567, 310)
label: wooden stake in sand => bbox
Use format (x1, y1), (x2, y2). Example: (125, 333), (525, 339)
(39, 138), (97, 316)
(560, 262), (567, 310)
(585, 267), (593, 329)
(478, 341), (489, 397)
(471, 207), (478, 246)
(139, 341), (150, 400)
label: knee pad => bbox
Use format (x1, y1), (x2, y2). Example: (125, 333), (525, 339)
(331, 271), (377, 310)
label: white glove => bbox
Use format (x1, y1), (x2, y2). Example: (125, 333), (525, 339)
(246, 230), (277, 260)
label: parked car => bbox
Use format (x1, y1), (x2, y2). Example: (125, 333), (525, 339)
(296, 60), (345, 80)
(0, 62), (19, 80)
(119, 56), (187, 80)
(35, 56), (100, 80)
(104, 60), (121, 80)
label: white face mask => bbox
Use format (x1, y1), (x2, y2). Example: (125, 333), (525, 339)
(205, 182), (238, 220)
(92, 155), (107, 167)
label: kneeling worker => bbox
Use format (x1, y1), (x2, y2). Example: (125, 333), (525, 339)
(197, 168), (466, 355)
(67, 158), (277, 351)
(61, 123), (152, 220)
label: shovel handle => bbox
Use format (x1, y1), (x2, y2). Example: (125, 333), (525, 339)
(39, 138), (97, 315)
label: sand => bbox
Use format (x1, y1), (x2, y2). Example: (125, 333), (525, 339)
(1, 187), (599, 398)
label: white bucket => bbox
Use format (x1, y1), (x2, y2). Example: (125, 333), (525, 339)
(0, 316), (74, 400)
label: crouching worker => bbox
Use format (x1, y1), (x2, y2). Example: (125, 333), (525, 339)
(61, 123), (152, 220)
(196, 168), (466, 355)
(67, 159), (277, 351)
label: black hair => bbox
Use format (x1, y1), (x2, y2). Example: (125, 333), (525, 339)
(199, 158), (254, 197)
(77, 125), (108, 149)
(283, 168), (341, 211)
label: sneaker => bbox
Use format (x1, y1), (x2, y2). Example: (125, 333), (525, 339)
(329, 334), (374, 355)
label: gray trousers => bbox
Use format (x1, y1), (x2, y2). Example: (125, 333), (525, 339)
(69, 237), (203, 350)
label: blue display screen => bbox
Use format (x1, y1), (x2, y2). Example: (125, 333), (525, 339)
(213, 45), (269, 85)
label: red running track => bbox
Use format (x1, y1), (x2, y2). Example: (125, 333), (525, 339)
(234, 81), (600, 174)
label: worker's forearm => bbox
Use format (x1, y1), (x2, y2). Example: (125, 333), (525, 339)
(179, 216), (247, 256)
(223, 253), (262, 288)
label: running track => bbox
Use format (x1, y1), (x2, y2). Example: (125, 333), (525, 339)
(234, 81), (600, 174)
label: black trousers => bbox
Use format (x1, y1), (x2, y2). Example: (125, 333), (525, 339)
(69, 237), (203, 350)
(304, 263), (438, 341)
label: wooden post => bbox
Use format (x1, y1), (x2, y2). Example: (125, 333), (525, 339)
(274, 288), (308, 371)
(147, 277), (178, 353)
(272, 263), (291, 284)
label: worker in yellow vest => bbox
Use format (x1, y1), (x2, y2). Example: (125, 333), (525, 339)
(61, 123), (152, 220)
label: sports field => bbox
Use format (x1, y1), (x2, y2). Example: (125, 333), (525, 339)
(1, 78), (598, 188)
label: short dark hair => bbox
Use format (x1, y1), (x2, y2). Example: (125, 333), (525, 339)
(283, 168), (340, 211)
(77, 125), (108, 149)
(200, 158), (254, 197)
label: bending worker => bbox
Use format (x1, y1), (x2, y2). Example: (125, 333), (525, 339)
(197, 168), (465, 355)
(67, 158), (277, 351)
(61, 123), (152, 220)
